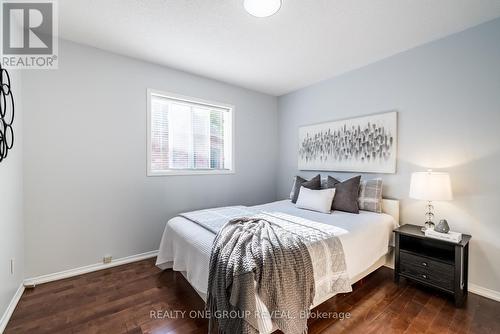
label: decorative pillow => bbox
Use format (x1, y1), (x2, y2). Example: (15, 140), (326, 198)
(291, 174), (321, 204)
(358, 178), (383, 213)
(326, 175), (361, 213)
(295, 187), (336, 214)
(289, 177), (297, 199)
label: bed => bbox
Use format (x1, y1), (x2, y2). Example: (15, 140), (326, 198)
(156, 199), (399, 333)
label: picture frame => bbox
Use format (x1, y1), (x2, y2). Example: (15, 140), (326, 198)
(298, 111), (398, 173)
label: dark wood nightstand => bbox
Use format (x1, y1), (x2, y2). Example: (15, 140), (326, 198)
(394, 224), (471, 306)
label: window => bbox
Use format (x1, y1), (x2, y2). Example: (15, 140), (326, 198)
(147, 89), (234, 175)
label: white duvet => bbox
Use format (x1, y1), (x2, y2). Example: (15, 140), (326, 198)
(156, 200), (398, 333)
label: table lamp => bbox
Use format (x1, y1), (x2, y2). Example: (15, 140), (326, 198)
(409, 170), (453, 231)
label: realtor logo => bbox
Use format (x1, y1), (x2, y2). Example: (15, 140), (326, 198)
(1, 0), (58, 69)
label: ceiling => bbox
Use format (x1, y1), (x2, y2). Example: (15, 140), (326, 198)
(59, 0), (500, 96)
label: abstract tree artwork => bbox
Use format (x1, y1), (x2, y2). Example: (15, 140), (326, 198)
(0, 64), (15, 163)
(298, 111), (397, 173)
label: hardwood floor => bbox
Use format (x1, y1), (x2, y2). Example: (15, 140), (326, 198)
(5, 258), (500, 334)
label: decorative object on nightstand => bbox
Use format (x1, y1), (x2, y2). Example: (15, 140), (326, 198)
(425, 228), (462, 243)
(394, 224), (471, 306)
(435, 219), (450, 233)
(409, 170), (453, 231)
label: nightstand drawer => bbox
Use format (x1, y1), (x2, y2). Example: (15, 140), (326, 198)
(400, 262), (454, 291)
(400, 251), (454, 291)
(400, 251), (453, 274)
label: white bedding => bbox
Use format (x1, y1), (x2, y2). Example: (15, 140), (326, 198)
(156, 200), (398, 332)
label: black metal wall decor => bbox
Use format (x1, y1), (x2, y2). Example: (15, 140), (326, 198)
(0, 64), (15, 163)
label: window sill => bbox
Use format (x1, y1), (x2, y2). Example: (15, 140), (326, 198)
(147, 169), (235, 176)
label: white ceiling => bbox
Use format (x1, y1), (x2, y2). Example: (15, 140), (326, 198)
(59, 0), (500, 96)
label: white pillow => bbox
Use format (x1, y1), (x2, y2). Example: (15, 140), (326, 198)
(295, 186), (336, 214)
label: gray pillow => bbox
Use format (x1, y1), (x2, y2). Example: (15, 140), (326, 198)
(327, 176), (361, 213)
(358, 178), (383, 213)
(291, 174), (321, 204)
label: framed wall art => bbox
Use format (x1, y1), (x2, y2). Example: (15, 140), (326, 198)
(298, 111), (397, 173)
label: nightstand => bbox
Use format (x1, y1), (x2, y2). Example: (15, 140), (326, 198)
(393, 224), (471, 306)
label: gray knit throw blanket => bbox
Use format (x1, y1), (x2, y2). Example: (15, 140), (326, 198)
(207, 215), (315, 334)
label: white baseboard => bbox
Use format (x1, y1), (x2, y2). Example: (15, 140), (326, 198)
(469, 283), (500, 302)
(24, 250), (158, 287)
(0, 283), (25, 333)
(384, 251), (394, 269)
(383, 263), (394, 269)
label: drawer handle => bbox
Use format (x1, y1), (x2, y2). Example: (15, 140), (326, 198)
(421, 274), (428, 279)
(421, 262), (428, 267)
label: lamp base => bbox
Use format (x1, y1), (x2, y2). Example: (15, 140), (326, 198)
(421, 221), (435, 232)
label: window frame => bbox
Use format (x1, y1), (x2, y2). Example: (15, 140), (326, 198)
(147, 89), (235, 176)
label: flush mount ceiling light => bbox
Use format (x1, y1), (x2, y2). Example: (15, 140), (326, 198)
(244, 0), (282, 18)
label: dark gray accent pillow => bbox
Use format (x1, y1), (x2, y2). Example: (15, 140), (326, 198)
(291, 174), (321, 204)
(327, 176), (361, 213)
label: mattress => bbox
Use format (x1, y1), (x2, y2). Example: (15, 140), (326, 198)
(156, 200), (398, 332)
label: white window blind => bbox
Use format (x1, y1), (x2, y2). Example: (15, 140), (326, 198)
(148, 90), (233, 175)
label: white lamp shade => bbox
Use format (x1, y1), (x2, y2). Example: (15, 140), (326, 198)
(409, 171), (453, 201)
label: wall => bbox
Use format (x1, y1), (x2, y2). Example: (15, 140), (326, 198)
(22, 40), (278, 277)
(0, 70), (24, 326)
(277, 18), (500, 293)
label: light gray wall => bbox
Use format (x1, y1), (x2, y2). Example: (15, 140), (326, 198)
(22, 40), (278, 277)
(0, 71), (24, 321)
(277, 18), (500, 293)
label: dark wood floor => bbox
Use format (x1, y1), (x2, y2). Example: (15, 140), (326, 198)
(5, 258), (500, 334)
